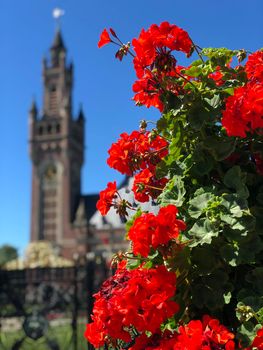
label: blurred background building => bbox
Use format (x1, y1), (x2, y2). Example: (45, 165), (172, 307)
(28, 28), (128, 260)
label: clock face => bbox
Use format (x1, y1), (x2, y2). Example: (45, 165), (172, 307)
(44, 165), (57, 180)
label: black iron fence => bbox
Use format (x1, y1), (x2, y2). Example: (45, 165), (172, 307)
(0, 254), (108, 350)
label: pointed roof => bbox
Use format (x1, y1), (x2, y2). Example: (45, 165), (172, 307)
(78, 104), (85, 121)
(50, 28), (66, 51)
(29, 98), (38, 115)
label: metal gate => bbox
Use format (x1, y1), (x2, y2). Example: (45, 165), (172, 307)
(0, 256), (108, 350)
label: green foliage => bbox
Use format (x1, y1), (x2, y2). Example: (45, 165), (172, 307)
(0, 244), (18, 267)
(117, 45), (263, 347)
(140, 48), (263, 345)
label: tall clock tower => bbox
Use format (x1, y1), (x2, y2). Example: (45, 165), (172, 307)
(29, 29), (85, 257)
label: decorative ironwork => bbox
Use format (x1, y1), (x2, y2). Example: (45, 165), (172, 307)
(0, 253), (109, 350)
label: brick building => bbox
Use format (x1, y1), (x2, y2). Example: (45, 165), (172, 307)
(28, 29), (128, 259)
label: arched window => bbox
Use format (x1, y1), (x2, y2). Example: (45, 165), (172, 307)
(49, 85), (58, 113)
(47, 124), (52, 134)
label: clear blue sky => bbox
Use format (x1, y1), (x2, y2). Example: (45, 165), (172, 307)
(0, 0), (262, 255)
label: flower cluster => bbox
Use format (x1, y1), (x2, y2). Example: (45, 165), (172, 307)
(131, 22), (193, 111)
(128, 205), (186, 257)
(132, 21), (192, 78)
(84, 264), (179, 348)
(245, 50), (263, 82)
(129, 315), (235, 350)
(128, 315), (235, 349)
(222, 51), (263, 137)
(222, 82), (263, 137)
(128, 331), (177, 350)
(132, 168), (168, 202)
(173, 315), (235, 350)
(107, 130), (168, 176)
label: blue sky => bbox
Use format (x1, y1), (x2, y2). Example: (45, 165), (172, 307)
(0, 0), (262, 255)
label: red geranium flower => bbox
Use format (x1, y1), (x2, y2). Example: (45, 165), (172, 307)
(222, 82), (263, 137)
(107, 131), (168, 176)
(85, 264), (179, 348)
(133, 72), (164, 111)
(132, 21), (192, 79)
(250, 326), (263, 350)
(128, 204), (186, 257)
(98, 28), (111, 48)
(174, 315), (235, 350)
(132, 168), (168, 202)
(96, 181), (117, 215)
(245, 50), (263, 82)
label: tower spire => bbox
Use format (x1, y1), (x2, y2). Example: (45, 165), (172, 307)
(29, 98), (38, 119)
(50, 28), (66, 67)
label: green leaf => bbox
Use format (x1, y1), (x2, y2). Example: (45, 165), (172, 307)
(246, 267), (263, 294)
(188, 192), (215, 218)
(238, 233), (263, 264)
(126, 257), (141, 270)
(203, 136), (236, 161)
(220, 244), (238, 266)
(204, 94), (221, 109)
(191, 150), (214, 176)
(184, 64), (203, 77)
(188, 218), (219, 247)
(187, 99), (211, 130)
(224, 291), (232, 304)
(191, 246), (218, 274)
(158, 176), (186, 207)
(223, 166), (249, 199)
(237, 322), (261, 348)
(221, 194), (247, 217)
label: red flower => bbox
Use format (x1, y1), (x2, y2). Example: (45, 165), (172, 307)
(132, 168), (168, 202)
(245, 50), (263, 82)
(107, 131), (168, 176)
(85, 264), (179, 348)
(98, 28), (111, 48)
(128, 204), (186, 257)
(133, 72), (164, 111)
(174, 315), (235, 350)
(130, 22), (192, 110)
(128, 331), (176, 350)
(208, 66), (225, 86)
(250, 327), (263, 350)
(222, 82), (263, 137)
(132, 21), (192, 79)
(96, 181), (117, 215)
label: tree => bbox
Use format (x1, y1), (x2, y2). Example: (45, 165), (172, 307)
(0, 244), (18, 267)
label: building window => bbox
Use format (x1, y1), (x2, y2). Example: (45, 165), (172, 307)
(49, 85), (58, 113)
(47, 124), (52, 134)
